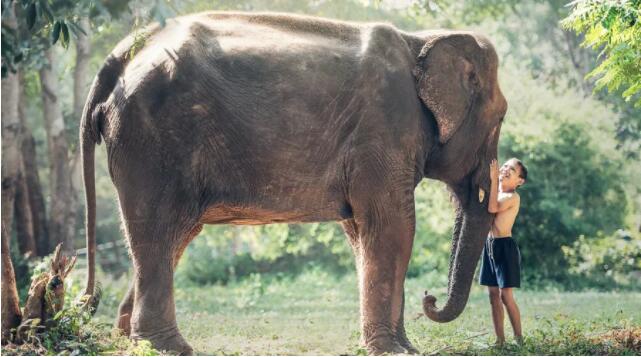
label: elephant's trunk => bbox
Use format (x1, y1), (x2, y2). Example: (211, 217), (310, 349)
(423, 184), (492, 323)
(446, 206), (463, 295)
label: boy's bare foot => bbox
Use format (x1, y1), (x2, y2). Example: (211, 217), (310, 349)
(515, 335), (524, 346)
(494, 338), (505, 347)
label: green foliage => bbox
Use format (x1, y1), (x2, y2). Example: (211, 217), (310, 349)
(2, 265), (160, 356)
(500, 123), (628, 284)
(3, 303), (161, 355)
(410, 180), (455, 278)
(1, 0), (90, 75)
(562, 229), (641, 289)
(562, 0), (641, 106)
(0, 0), (174, 76)
(175, 223), (353, 286)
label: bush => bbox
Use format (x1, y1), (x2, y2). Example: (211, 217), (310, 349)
(409, 180), (456, 278)
(501, 122), (628, 284)
(175, 223), (354, 286)
(562, 229), (641, 290)
(2, 259), (160, 356)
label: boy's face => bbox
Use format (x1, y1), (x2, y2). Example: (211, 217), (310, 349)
(499, 159), (524, 191)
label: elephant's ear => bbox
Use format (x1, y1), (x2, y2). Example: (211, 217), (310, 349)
(412, 34), (482, 144)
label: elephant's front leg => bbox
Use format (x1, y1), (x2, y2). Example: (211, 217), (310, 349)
(351, 195), (416, 355)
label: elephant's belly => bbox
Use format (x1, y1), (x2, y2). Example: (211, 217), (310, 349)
(199, 202), (352, 225)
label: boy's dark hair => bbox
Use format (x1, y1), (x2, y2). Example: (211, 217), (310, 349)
(510, 158), (528, 183)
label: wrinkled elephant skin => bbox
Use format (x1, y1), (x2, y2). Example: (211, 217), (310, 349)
(80, 12), (507, 355)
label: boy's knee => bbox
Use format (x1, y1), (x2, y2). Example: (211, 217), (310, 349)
(499, 289), (513, 304)
(488, 288), (501, 301)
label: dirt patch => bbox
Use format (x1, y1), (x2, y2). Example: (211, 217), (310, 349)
(591, 327), (641, 353)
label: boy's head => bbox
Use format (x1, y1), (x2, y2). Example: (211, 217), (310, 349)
(499, 158), (527, 191)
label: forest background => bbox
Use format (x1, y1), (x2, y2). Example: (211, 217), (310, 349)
(1, 0), (640, 354)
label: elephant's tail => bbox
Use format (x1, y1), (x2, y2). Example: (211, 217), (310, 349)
(80, 23), (161, 299)
(79, 55), (124, 298)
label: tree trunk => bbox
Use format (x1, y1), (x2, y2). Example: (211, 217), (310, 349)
(14, 73), (38, 257)
(40, 49), (76, 254)
(1, 5), (21, 239)
(1, 73), (20, 237)
(1, 224), (22, 344)
(20, 110), (50, 257)
(70, 18), (92, 194)
(14, 164), (36, 256)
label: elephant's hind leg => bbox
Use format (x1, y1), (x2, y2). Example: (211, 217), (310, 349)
(117, 196), (203, 355)
(115, 224), (203, 337)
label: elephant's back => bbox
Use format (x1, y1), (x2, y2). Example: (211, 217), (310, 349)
(120, 12), (364, 83)
(191, 11), (364, 49)
(109, 12), (379, 141)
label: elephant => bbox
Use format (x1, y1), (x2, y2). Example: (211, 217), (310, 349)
(79, 11), (507, 355)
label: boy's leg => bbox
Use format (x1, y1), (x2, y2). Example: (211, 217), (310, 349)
(488, 286), (505, 345)
(499, 288), (522, 341)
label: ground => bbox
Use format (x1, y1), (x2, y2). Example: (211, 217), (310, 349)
(93, 269), (641, 355)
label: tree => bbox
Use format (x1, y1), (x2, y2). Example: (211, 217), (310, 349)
(40, 47), (76, 253)
(13, 73), (39, 257)
(2, 1), (117, 255)
(1, 3), (21, 238)
(562, 0), (641, 107)
(18, 73), (50, 256)
(70, 17), (91, 196)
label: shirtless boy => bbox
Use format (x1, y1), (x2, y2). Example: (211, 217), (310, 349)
(480, 158), (528, 346)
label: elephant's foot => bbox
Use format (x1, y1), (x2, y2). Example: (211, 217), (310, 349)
(366, 337), (406, 355)
(396, 327), (419, 354)
(132, 325), (193, 355)
(363, 325), (406, 355)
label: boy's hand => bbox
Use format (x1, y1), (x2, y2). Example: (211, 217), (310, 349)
(490, 159), (499, 182)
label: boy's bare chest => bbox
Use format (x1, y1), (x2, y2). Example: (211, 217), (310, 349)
(492, 193), (519, 237)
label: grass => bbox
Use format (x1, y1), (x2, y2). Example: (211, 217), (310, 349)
(91, 269), (641, 355)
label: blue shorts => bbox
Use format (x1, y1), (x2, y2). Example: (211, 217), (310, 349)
(479, 237), (521, 288)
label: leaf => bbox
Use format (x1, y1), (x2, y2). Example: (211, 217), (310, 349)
(61, 22), (70, 48)
(26, 3), (37, 30)
(51, 21), (61, 45)
(601, 6), (618, 29)
(39, 0), (54, 23)
(67, 21), (87, 37)
(54, 310), (64, 320)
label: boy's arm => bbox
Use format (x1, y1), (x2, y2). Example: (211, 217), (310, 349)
(488, 159), (500, 213)
(488, 159), (520, 213)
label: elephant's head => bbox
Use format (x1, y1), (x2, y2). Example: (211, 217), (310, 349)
(412, 32), (507, 322)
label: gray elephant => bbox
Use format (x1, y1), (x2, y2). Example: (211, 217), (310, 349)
(80, 11), (507, 355)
